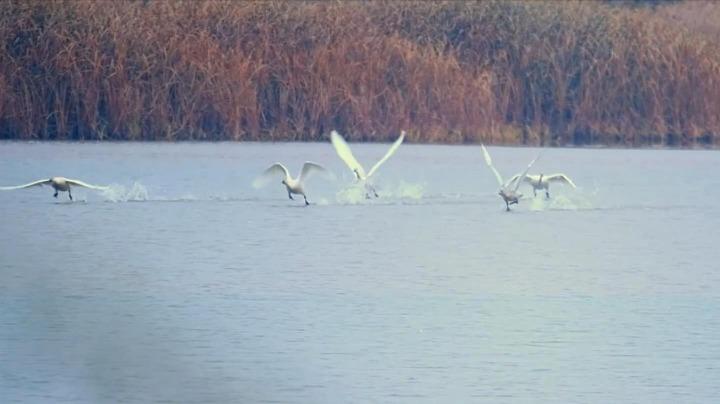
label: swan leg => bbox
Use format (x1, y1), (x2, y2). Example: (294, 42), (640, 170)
(288, 192), (294, 200)
(68, 189), (73, 201)
(53, 191), (58, 198)
(505, 200), (510, 211)
(533, 188), (537, 197)
(546, 190), (550, 199)
(303, 195), (309, 206)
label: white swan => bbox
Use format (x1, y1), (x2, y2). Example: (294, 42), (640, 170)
(0, 176), (108, 200)
(253, 161), (326, 205)
(508, 173), (577, 198)
(481, 145), (539, 211)
(330, 130), (405, 198)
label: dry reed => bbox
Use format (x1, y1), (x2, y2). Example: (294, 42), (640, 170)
(0, 0), (718, 145)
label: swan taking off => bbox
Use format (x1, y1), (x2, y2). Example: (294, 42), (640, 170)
(0, 176), (108, 200)
(508, 173), (577, 198)
(253, 161), (326, 205)
(330, 130), (405, 198)
(481, 144), (539, 211)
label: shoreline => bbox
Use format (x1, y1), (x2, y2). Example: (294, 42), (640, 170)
(0, 139), (717, 151)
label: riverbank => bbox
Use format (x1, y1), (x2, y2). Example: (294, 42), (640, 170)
(1, 1), (719, 146)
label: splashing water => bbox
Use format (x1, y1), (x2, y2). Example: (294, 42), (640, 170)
(101, 182), (149, 202)
(391, 181), (425, 200)
(335, 184), (368, 204)
(528, 192), (594, 211)
(335, 181), (425, 205)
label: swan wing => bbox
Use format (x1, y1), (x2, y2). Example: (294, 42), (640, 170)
(545, 173), (577, 188)
(480, 144), (504, 186)
(509, 174), (540, 186)
(507, 174), (520, 186)
(65, 178), (108, 190)
(330, 130), (366, 179)
(367, 131), (405, 178)
(0, 178), (52, 190)
(299, 161), (327, 182)
(511, 155), (540, 192)
(524, 174), (540, 183)
(252, 163), (290, 188)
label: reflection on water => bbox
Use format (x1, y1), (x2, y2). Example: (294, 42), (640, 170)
(1, 142), (719, 403)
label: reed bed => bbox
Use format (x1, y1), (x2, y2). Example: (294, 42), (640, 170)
(0, 0), (718, 145)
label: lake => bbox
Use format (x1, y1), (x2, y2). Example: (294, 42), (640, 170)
(1, 142), (719, 403)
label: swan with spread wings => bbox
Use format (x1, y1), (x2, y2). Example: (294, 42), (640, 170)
(507, 173), (577, 199)
(481, 145), (539, 211)
(330, 130), (405, 198)
(253, 162), (327, 205)
(0, 177), (108, 200)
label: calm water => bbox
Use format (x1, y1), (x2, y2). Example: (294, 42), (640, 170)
(1, 142), (719, 403)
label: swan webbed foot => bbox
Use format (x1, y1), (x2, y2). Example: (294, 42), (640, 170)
(288, 194), (294, 200)
(53, 191), (58, 198)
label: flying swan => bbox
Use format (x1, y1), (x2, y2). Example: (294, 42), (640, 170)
(253, 162), (327, 205)
(507, 173), (577, 198)
(330, 130), (405, 198)
(481, 145), (539, 211)
(0, 176), (108, 200)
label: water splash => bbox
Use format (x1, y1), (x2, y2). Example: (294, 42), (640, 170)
(392, 181), (425, 200)
(335, 181), (425, 204)
(101, 182), (149, 202)
(335, 184), (368, 204)
(528, 192), (594, 211)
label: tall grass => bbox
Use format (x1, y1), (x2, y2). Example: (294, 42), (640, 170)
(0, 0), (718, 145)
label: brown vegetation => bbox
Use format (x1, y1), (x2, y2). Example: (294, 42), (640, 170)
(0, 0), (719, 145)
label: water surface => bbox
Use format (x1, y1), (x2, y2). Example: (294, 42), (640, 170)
(1, 142), (719, 403)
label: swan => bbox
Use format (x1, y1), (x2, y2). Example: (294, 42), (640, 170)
(330, 130), (405, 198)
(481, 145), (539, 211)
(507, 173), (577, 198)
(253, 161), (326, 205)
(0, 176), (108, 200)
